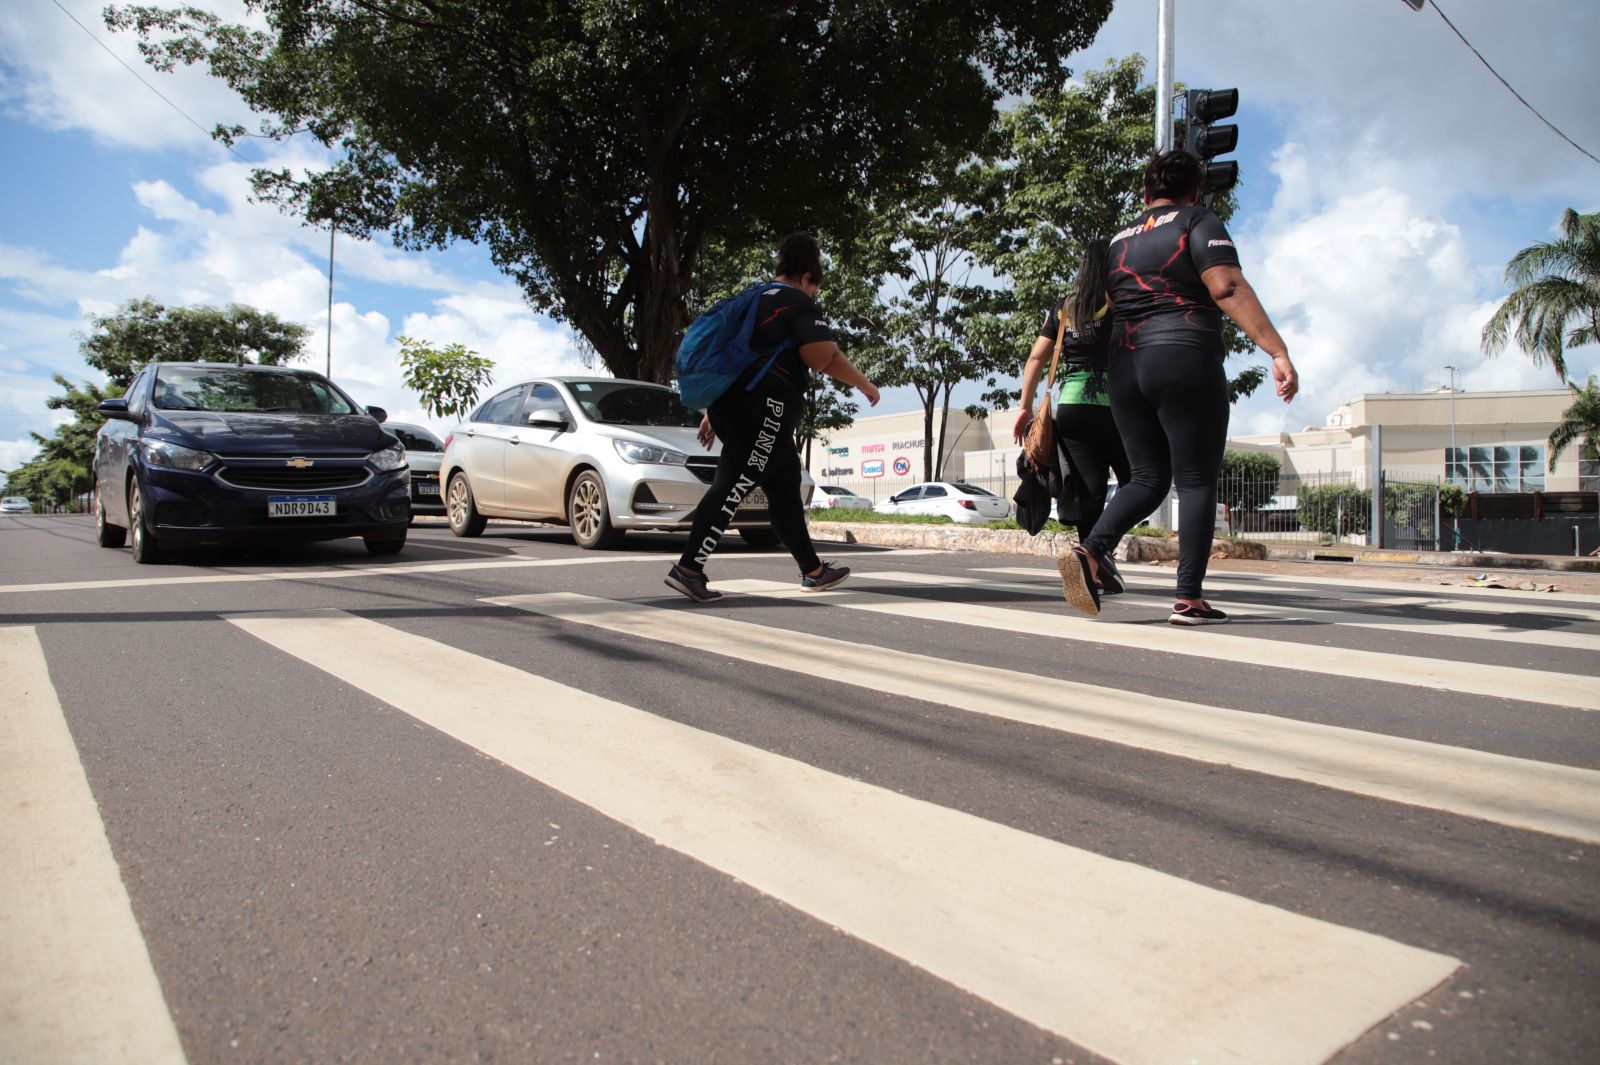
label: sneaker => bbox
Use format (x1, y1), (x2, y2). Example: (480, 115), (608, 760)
(800, 561), (851, 592)
(1056, 548), (1101, 617)
(1096, 553), (1126, 596)
(1169, 602), (1229, 625)
(665, 564), (722, 604)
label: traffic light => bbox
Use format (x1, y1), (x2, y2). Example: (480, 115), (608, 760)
(1184, 88), (1240, 198)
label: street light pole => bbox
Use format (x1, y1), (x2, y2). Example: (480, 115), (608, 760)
(1155, 0), (1175, 152)
(1444, 364), (1459, 549)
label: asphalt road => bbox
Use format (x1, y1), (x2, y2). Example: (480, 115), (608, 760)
(2, 513), (1597, 1065)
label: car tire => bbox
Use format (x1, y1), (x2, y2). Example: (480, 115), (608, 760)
(738, 528), (782, 548)
(567, 470), (625, 549)
(364, 530), (407, 556)
(95, 481), (126, 548)
(446, 472), (488, 538)
(127, 477), (165, 564)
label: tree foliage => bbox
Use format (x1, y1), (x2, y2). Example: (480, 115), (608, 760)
(1548, 375), (1600, 471)
(1482, 208), (1600, 383)
(81, 298), (309, 390)
(1217, 450), (1281, 523)
(397, 336), (496, 421)
(1297, 483), (1370, 539)
(2, 376), (114, 507)
(110, 0), (1114, 385)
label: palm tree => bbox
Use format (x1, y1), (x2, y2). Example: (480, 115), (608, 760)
(1548, 376), (1600, 473)
(1482, 209), (1600, 382)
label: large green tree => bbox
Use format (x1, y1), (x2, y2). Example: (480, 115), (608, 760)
(109, 0), (1113, 384)
(2, 377), (115, 507)
(1548, 375), (1600, 473)
(1482, 208), (1600, 383)
(82, 298), (310, 390)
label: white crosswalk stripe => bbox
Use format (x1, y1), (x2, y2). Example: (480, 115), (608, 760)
(225, 607), (1459, 1065)
(713, 579), (1600, 711)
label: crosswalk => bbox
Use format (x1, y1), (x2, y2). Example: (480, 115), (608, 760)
(5, 551), (1598, 1065)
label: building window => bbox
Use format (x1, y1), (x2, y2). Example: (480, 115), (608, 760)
(1580, 446), (1600, 492)
(1445, 444), (1546, 491)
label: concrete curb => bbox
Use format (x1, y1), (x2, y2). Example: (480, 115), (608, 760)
(809, 521), (1600, 573)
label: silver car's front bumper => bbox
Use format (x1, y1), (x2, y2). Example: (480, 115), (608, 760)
(607, 458), (805, 530)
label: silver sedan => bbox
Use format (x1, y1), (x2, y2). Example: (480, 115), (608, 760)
(439, 376), (811, 549)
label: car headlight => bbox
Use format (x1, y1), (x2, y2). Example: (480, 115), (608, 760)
(368, 443), (408, 471)
(142, 439), (216, 471)
(614, 440), (688, 465)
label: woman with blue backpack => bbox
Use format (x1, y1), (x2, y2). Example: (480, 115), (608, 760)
(666, 232), (879, 604)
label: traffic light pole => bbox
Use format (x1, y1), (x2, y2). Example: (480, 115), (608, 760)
(1155, 0), (1175, 152)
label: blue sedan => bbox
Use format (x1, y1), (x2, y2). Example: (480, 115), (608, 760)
(93, 362), (411, 563)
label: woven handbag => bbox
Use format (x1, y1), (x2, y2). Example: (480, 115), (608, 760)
(1023, 303), (1069, 473)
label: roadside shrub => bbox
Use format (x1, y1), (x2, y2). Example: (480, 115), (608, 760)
(1297, 484), (1370, 537)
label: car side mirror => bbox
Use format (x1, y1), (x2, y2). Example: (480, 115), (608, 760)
(97, 398), (135, 422)
(527, 410), (566, 430)
(366, 406), (388, 423)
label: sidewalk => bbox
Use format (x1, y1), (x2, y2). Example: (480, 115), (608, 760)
(810, 521), (1600, 594)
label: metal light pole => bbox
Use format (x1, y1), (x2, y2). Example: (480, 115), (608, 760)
(1155, 0), (1176, 152)
(1444, 364), (1459, 549)
(326, 222), (336, 379)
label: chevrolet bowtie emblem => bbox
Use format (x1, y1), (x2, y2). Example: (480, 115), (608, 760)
(285, 457), (314, 469)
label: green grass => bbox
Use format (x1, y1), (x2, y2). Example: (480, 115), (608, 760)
(809, 508), (956, 525)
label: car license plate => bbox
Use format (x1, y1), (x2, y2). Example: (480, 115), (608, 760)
(740, 487), (769, 509)
(417, 482), (440, 496)
(268, 495), (337, 517)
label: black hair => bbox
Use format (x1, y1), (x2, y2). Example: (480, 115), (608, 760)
(1142, 149), (1205, 203)
(775, 232), (824, 284)
(1066, 239), (1111, 341)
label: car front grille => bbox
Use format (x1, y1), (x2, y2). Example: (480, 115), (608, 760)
(685, 457), (717, 484)
(217, 465), (371, 491)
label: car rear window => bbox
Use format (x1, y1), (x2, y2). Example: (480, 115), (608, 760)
(153, 366), (357, 415)
(570, 382), (699, 428)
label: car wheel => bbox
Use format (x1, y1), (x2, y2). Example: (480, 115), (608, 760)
(364, 529), (407, 556)
(446, 472), (488, 537)
(127, 477), (165, 564)
(738, 528), (781, 548)
(95, 481), (126, 548)
(567, 470), (625, 549)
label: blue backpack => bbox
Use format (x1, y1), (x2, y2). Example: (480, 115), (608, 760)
(674, 281), (793, 411)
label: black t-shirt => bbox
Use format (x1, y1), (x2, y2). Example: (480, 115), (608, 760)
(1037, 297), (1112, 372)
(1105, 204), (1240, 353)
(745, 282), (835, 389)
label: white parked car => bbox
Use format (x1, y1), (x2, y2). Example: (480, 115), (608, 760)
(384, 421), (447, 518)
(875, 481), (1010, 524)
(809, 485), (874, 511)
(440, 376), (812, 549)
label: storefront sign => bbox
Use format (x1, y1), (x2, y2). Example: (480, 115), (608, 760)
(861, 459), (885, 478)
(892, 457), (911, 476)
(861, 443), (886, 454)
(892, 439), (926, 450)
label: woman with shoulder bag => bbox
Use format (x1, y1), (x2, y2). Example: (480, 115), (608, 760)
(1013, 239), (1132, 594)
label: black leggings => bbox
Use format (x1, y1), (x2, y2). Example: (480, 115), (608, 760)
(678, 372), (820, 574)
(1081, 344), (1229, 600)
(1055, 401), (1131, 541)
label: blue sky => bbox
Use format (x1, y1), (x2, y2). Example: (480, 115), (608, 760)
(3, 0), (1598, 474)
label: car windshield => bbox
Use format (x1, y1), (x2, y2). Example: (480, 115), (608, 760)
(949, 482), (997, 497)
(152, 365), (357, 415)
(568, 381), (700, 428)
(389, 425), (443, 452)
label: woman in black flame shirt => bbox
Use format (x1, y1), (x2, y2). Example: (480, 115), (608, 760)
(1058, 150), (1298, 625)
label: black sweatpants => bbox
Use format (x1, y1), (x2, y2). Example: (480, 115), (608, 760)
(1081, 344), (1229, 600)
(1055, 401), (1131, 541)
(678, 371), (820, 575)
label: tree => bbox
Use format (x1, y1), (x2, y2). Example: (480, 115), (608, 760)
(110, 0), (1114, 385)
(2, 376), (114, 507)
(1297, 483), (1369, 539)
(1217, 450), (1281, 529)
(398, 337), (496, 421)
(81, 298), (310, 390)
(1482, 209), (1600, 382)
(1548, 375), (1600, 471)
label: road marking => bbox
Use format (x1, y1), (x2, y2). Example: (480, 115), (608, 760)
(227, 608), (1459, 1065)
(491, 593), (1600, 843)
(715, 579), (1600, 712)
(0, 548), (941, 596)
(867, 570), (1600, 653)
(1102, 562), (1600, 608)
(0, 627), (187, 1065)
(983, 566), (1600, 623)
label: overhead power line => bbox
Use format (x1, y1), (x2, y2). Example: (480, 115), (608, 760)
(1423, 0), (1600, 167)
(49, 0), (249, 163)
